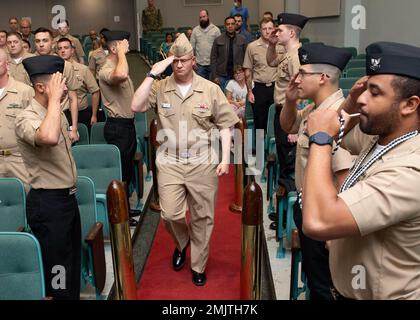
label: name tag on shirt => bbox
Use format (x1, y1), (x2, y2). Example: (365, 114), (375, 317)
(161, 103), (172, 109)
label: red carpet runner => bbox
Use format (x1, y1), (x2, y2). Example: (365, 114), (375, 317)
(137, 166), (241, 300)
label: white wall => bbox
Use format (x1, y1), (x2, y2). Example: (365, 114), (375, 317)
(360, 0), (420, 50)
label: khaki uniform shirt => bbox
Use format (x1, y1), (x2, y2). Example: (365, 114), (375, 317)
(274, 43), (301, 106)
(331, 130), (420, 300)
(242, 38), (278, 84)
(15, 99), (77, 189)
(292, 89), (354, 190)
(88, 47), (109, 79)
(71, 61), (100, 111)
(54, 34), (85, 63)
(8, 52), (36, 85)
(0, 77), (33, 184)
(146, 72), (239, 162)
(98, 58), (135, 119)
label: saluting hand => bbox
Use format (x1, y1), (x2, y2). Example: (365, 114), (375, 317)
(116, 39), (130, 55)
(285, 73), (300, 102)
(268, 29), (279, 46)
(46, 72), (66, 104)
(150, 55), (175, 76)
(349, 75), (369, 102)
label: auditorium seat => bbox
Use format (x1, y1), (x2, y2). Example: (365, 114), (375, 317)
(339, 77), (359, 89)
(345, 59), (366, 70)
(90, 122), (107, 144)
(343, 46), (358, 58)
(161, 27), (176, 33)
(76, 123), (90, 146)
(356, 53), (366, 59)
(301, 38), (310, 44)
(72, 144), (123, 237)
(0, 178), (27, 232)
(346, 67), (366, 78)
(76, 176), (106, 299)
(0, 232), (45, 300)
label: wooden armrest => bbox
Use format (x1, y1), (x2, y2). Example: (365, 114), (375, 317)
(276, 185), (287, 198)
(85, 222), (106, 293)
(143, 132), (149, 140)
(43, 297), (53, 301)
(291, 229), (301, 251)
(134, 152), (144, 199)
(16, 226), (25, 232)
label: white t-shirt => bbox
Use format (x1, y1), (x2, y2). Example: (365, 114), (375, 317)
(177, 83), (192, 98)
(225, 80), (247, 103)
(0, 88), (5, 97)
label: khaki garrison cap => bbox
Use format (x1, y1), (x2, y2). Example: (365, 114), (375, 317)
(169, 33), (193, 57)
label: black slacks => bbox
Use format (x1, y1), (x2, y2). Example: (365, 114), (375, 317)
(293, 201), (334, 300)
(104, 117), (137, 185)
(26, 188), (81, 300)
(64, 108), (92, 131)
(251, 82), (275, 133)
(274, 106), (296, 179)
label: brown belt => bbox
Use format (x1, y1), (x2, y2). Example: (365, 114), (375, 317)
(330, 287), (356, 301)
(0, 150), (13, 156)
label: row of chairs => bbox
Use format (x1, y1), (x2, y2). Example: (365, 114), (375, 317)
(0, 177), (106, 300)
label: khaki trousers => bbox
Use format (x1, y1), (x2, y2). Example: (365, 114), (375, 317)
(156, 158), (218, 273)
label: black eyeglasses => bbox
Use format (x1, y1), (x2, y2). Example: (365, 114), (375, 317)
(297, 70), (330, 78)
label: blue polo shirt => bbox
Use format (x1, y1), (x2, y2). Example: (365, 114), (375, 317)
(230, 6), (249, 31)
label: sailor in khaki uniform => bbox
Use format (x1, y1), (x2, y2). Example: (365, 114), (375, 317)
(303, 42), (420, 300)
(34, 27), (81, 143)
(267, 13), (309, 180)
(15, 55), (81, 300)
(131, 34), (239, 286)
(57, 38), (100, 128)
(6, 32), (35, 85)
(88, 28), (110, 80)
(282, 43), (354, 300)
(242, 17), (278, 132)
(0, 48), (33, 188)
(54, 20), (85, 65)
(98, 31), (137, 206)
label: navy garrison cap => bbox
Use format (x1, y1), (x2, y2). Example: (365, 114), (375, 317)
(102, 30), (130, 42)
(278, 13), (308, 29)
(23, 55), (65, 78)
(366, 42), (420, 80)
(299, 43), (352, 71)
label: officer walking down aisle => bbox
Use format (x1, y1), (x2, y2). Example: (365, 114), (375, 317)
(131, 34), (239, 286)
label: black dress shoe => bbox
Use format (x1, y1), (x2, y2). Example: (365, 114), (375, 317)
(172, 244), (189, 271)
(129, 218), (139, 227)
(129, 209), (141, 218)
(192, 270), (207, 286)
(270, 221), (277, 231)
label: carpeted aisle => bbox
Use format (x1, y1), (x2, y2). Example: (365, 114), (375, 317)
(137, 166), (241, 300)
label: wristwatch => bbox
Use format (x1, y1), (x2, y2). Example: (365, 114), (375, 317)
(309, 132), (333, 146)
(146, 71), (159, 80)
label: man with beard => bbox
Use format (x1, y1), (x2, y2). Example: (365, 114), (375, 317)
(281, 43), (354, 300)
(131, 34), (238, 286)
(302, 41), (420, 300)
(210, 16), (247, 91)
(190, 9), (221, 80)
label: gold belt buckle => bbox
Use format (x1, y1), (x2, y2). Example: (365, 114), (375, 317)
(0, 150), (12, 156)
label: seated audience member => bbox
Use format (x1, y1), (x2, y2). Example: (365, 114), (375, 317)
(225, 65), (247, 119)
(160, 32), (173, 60)
(185, 28), (193, 41)
(20, 18), (35, 50)
(22, 39), (31, 53)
